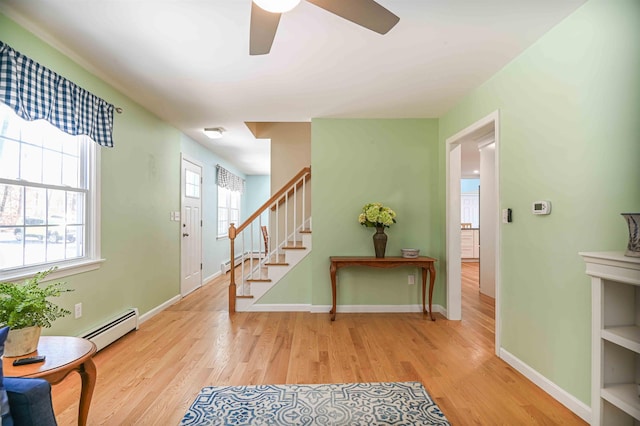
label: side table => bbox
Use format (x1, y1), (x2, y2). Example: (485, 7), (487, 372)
(4, 336), (97, 426)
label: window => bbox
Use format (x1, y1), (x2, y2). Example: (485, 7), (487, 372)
(217, 186), (241, 238)
(0, 102), (99, 278)
(185, 169), (200, 198)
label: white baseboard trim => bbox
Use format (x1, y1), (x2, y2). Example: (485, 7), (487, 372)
(138, 294), (181, 325)
(499, 348), (591, 423)
(203, 271), (221, 285)
(249, 304), (312, 312)
(435, 305), (447, 317)
(309, 304), (446, 314)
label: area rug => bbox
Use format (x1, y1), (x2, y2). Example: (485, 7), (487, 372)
(180, 381), (449, 425)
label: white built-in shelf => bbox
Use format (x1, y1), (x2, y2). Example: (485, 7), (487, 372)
(602, 326), (640, 353)
(581, 251), (640, 425)
(601, 384), (640, 421)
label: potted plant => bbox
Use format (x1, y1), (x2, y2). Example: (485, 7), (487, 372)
(0, 268), (73, 356)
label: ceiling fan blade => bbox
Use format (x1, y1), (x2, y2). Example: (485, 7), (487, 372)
(306, 0), (399, 34)
(250, 2), (282, 55)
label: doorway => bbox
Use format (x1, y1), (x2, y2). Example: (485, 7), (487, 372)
(180, 155), (203, 296)
(446, 111), (500, 355)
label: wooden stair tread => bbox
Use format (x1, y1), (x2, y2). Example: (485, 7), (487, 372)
(265, 262), (289, 266)
(283, 240), (305, 250)
(300, 229), (312, 234)
(246, 278), (272, 282)
(236, 295), (254, 299)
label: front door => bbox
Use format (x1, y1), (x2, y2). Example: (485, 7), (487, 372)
(180, 156), (202, 296)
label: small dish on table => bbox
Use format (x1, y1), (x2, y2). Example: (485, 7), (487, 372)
(401, 248), (420, 258)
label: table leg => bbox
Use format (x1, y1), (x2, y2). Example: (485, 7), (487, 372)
(330, 263), (337, 321)
(421, 267), (428, 316)
(428, 263), (436, 321)
(77, 358), (97, 426)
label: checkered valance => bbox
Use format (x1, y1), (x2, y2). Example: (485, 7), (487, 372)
(216, 165), (245, 193)
(0, 41), (115, 147)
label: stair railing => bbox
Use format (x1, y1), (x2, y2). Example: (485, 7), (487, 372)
(228, 166), (311, 313)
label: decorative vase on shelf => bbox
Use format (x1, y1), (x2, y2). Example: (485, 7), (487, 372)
(373, 226), (387, 258)
(622, 213), (640, 257)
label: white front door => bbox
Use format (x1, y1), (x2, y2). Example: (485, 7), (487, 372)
(181, 156), (203, 296)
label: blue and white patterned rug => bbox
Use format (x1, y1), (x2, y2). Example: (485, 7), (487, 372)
(180, 381), (449, 425)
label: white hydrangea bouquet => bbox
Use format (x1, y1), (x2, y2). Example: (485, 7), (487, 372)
(358, 202), (397, 228)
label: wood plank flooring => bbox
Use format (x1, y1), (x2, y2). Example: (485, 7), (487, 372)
(51, 262), (586, 425)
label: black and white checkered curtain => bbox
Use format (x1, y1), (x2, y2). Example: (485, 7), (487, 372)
(216, 165), (245, 193)
(0, 41), (115, 147)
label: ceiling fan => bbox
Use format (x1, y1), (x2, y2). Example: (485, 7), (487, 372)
(250, 0), (400, 55)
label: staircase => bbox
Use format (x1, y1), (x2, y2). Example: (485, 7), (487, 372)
(228, 167), (311, 313)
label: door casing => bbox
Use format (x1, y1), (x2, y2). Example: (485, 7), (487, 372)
(445, 110), (501, 355)
(180, 154), (203, 297)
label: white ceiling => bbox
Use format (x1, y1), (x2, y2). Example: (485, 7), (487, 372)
(0, 0), (585, 175)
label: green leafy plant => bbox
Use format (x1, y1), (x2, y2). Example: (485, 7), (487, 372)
(358, 202), (397, 228)
(0, 268), (73, 329)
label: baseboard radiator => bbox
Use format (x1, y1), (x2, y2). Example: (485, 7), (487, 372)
(220, 252), (261, 274)
(80, 308), (139, 351)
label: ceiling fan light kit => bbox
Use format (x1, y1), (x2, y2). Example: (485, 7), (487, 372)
(253, 0), (301, 13)
(203, 127), (225, 139)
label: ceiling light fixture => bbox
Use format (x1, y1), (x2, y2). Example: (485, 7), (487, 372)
(253, 0), (301, 13)
(203, 127), (225, 139)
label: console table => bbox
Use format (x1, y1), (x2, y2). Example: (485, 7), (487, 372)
(329, 256), (437, 321)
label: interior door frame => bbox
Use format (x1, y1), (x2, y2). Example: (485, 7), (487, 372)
(180, 153), (203, 297)
(445, 110), (501, 355)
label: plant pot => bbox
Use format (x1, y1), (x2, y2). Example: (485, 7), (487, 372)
(373, 226), (387, 258)
(4, 326), (42, 357)
(622, 213), (640, 257)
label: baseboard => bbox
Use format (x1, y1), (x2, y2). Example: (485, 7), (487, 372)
(309, 304), (446, 314)
(138, 294), (181, 325)
(435, 305), (447, 317)
(249, 304), (312, 312)
(220, 251), (263, 274)
(203, 271), (221, 285)
(499, 348), (591, 423)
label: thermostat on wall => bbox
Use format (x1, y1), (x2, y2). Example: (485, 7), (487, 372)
(532, 201), (551, 215)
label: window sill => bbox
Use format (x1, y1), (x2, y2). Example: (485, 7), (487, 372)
(0, 258), (106, 283)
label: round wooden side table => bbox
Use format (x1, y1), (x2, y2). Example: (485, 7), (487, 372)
(3, 335), (97, 426)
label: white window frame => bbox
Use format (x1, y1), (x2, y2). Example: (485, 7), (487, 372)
(0, 114), (103, 282)
(217, 186), (241, 239)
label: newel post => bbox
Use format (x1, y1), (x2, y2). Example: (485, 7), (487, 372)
(228, 223), (237, 314)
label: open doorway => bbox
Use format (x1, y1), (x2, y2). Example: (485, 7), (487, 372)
(446, 111), (500, 355)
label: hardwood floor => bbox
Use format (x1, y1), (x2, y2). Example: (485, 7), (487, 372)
(52, 262), (586, 425)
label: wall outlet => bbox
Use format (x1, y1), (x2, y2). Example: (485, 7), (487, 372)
(74, 302), (82, 319)
(408, 274), (416, 285)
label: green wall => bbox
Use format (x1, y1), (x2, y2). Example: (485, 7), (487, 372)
(259, 119), (442, 307)
(439, 0), (640, 404)
(309, 119), (442, 306)
(0, 14), (269, 335)
(0, 14), (182, 335)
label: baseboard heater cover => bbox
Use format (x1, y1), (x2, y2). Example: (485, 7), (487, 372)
(80, 308), (139, 351)
(220, 252), (263, 274)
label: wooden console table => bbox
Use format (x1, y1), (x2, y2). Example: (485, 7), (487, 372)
(329, 256), (437, 321)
